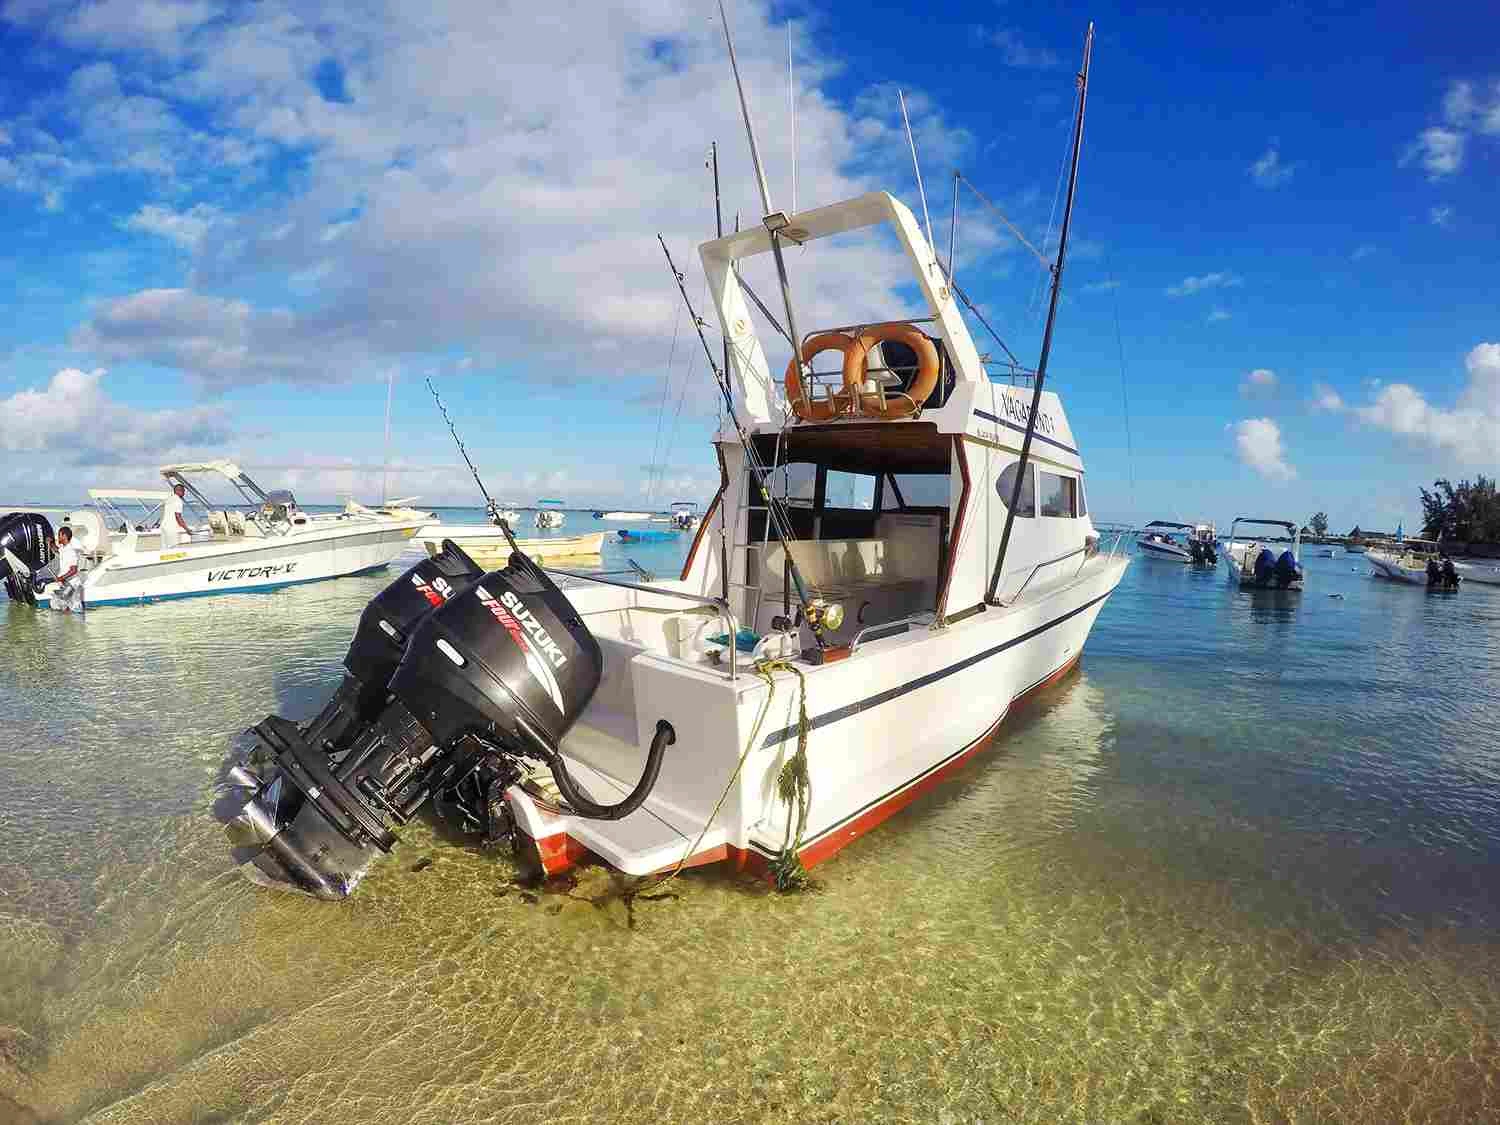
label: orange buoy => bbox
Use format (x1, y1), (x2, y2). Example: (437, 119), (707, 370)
(845, 323), (941, 419)
(786, 332), (856, 422)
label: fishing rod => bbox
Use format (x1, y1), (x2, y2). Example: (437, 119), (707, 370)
(425, 378), (514, 537)
(656, 234), (835, 649)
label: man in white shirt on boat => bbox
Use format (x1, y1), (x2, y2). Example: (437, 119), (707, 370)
(160, 483), (194, 548)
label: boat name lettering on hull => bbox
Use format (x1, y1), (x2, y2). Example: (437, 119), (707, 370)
(207, 563), (299, 583)
(997, 392), (1056, 435)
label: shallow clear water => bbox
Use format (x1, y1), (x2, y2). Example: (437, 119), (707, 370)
(3, 535), (1499, 1123)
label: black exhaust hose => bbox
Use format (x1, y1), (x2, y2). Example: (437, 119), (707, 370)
(548, 719), (675, 821)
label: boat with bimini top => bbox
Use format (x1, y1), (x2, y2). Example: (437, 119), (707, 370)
(220, 21), (1128, 899)
(1137, 520), (1217, 565)
(1223, 518), (1303, 590)
(4, 461), (422, 610)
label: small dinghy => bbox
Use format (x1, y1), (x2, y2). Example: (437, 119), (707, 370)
(617, 528), (675, 542)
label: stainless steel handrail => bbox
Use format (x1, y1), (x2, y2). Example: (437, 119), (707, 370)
(849, 611), (936, 653)
(541, 566), (742, 679)
(993, 543), (1090, 607)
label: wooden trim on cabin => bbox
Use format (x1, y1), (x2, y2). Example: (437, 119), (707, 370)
(935, 433), (971, 624)
(679, 444), (729, 581)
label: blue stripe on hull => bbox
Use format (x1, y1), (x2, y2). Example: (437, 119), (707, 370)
(38, 562), (395, 609)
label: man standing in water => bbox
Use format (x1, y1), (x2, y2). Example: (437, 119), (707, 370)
(160, 482), (193, 548)
(51, 525), (83, 612)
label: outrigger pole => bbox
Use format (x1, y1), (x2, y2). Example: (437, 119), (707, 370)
(426, 378), (519, 548)
(716, 0), (809, 380)
(987, 22), (1094, 605)
(657, 235), (827, 648)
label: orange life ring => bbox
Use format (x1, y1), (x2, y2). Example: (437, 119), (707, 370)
(844, 323), (941, 419)
(785, 332), (856, 422)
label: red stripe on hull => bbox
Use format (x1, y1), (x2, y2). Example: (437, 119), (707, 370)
(524, 653), (1082, 882)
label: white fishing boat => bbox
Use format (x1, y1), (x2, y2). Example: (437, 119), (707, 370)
(415, 525), (606, 567)
(598, 510), (652, 521)
(669, 501), (700, 531)
(534, 500), (566, 530)
(12, 462), (422, 609)
(1223, 518), (1304, 590)
(1136, 520), (1216, 564)
(224, 25), (1133, 897)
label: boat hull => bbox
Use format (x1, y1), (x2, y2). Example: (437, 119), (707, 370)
(1367, 552), (1426, 584)
(1456, 561), (1500, 585)
(40, 523), (421, 608)
(503, 554), (1129, 880)
(417, 527), (606, 566)
(1137, 539), (1190, 562)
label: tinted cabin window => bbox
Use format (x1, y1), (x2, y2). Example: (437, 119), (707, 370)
(825, 471), (876, 510)
(1077, 478), (1088, 517)
(1038, 471), (1077, 518)
(996, 463), (1035, 517)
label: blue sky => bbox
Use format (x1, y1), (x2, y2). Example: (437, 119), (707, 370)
(1, 0), (1495, 531)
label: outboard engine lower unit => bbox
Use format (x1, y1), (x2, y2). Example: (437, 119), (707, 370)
(1273, 550), (1302, 588)
(1, 513), (55, 604)
(221, 532), (665, 899)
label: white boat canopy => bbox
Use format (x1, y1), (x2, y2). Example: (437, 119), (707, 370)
(158, 460), (245, 481)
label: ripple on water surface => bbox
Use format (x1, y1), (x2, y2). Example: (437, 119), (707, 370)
(2, 548), (1499, 1123)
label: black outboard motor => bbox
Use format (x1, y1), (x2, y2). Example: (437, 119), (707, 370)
(299, 541), (486, 753)
(1, 513), (55, 605)
(225, 528), (668, 899)
(1273, 549), (1302, 589)
(1440, 557), (1460, 590)
(1426, 558), (1442, 587)
(1253, 547), (1276, 586)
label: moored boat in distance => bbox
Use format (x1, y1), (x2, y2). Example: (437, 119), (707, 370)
(1223, 518), (1303, 590)
(1137, 520), (1217, 564)
(1368, 539), (1461, 588)
(414, 526), (606, 567)
(599, 511), (652, 521)
(222, 23), (1129, 899)
(1455, 560), (1500, 586)
(534, 499), (566, 530)
(669, 501), (700, 531)
(9, 461), (422, 609)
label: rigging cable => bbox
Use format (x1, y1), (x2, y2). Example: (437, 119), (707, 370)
(1105, 248), (1138, 521)
(644, 299), (686, 510)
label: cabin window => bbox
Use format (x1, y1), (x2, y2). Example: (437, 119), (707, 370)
(1077, 478), (1088, 517)
(825, 471), (876, 511)
(1038, 471), (1078, 518)
(881, 472), (950, 511)
(995, 463), (1035, 517)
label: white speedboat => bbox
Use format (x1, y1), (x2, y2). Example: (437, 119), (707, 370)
(1137, 520), (1216, 564)
(414, 525), (606, 567)
(598, 511), (651, 521)
(16, 461), (422, 609)
(669, 501), (700, 532)
(1368, 539), (1461, 587)
(1455, 560), (1500, 585)
(534, 500), (566, 530)
(1223, 518), (1303, 590)
(224, 26), (1133, 897)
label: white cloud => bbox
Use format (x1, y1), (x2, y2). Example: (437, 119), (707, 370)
(1208, 307), (1231, 323)
(1348, 342), (1500, 463)
(1402, 127), (1465, 178)
(973, 27), (1060, 69)
(1239, 368), (1277, 397)
(0, 367), (232, 464)
(1429, 204), (1454, 228)
(123, 203), (221, 248)
(1250, 145), (1294, 187)
(1309, 383), (1344, 412)
(9, 0), (995, 391)
(1230, 418), (1296, 482)
(1166, 272), (1242, 298)
(1401, 78), (1500, 182)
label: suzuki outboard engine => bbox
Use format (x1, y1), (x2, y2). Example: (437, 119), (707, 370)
(224, 528), (668, 899)
(299, 540), (486, 753)
(1, 513), (55, 605)
(1253, 547), (1276, 586)
(1273, 550), (1301, 588)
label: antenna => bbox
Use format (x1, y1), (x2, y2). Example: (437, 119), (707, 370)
(987, 23), (1094, 604)
(716, 0), (808, 383)
(898, 89), (935, 256)
(788, 22), (797, 214)
(380, 369), (395, 505)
